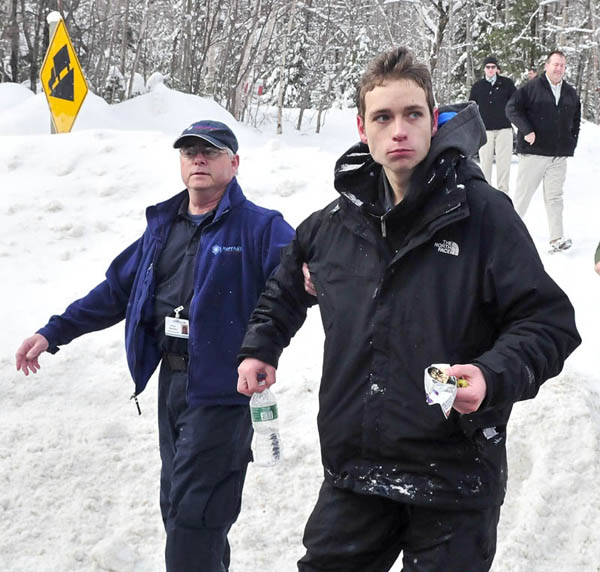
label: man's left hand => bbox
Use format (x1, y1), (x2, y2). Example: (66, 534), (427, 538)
(446, 364), (487, 414)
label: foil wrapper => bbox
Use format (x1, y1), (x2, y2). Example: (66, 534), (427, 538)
(424, 363), (461, 419)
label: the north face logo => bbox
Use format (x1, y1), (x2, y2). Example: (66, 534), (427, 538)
(434, 240), (459, 256)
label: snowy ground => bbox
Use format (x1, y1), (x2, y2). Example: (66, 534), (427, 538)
(1, 81), (599, 572)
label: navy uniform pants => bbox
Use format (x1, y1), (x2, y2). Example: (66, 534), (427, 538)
(298, 480), (500, 572)
(158, 362), (252, 572)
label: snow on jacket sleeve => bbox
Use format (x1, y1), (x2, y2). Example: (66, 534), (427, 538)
(37, 235), (144, 353)
(239, 214), (319, 368)
(471, 196), (581, 412)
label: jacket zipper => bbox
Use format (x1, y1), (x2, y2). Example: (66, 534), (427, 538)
(129, 258), (156, 415)
(186, 207), (230, 399)
(130, 392), (142, 415)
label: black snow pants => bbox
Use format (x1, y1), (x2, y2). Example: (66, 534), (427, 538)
(158, 361), (253, 572)
(298, 480), (500, 572)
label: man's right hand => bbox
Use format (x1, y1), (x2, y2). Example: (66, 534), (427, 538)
(524, 132), (536, 145)
(16, 334), (49, 376)
(237, 358), (276, 396)
(302, 263), (317, 297)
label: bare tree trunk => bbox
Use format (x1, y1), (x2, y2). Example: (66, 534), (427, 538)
(237, 13), (272, 122)
(277, 0), (298, 135)
(441, 0), (454, 104)
(214, 0), (239, 105)
(231, 0), (262, 120)
(295, 0), (312, 130)
(245, 1), (279, 126)
(429, 0), (450, 78)
(120, 0), (129, 76)
(581, 55), (591, 120)
(372, 0), (395, 46)
(9, 0), (19, 82)
(126, 0), (149, 98)
(20, 0), (48, 91)
(196, 0), (222, 93)
(99, 0), (117, 100)
(465, 0), (474, 90)
(559, 0), (570, 47)
(296, 88), (311, 130)
(541, 3), (549, 48)
(181, 0), (192, 90)
(316, 74), (334, 134)
(588, 0), (599, 122)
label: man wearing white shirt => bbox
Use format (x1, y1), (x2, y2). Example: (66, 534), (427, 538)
(506, 51), (581, 252)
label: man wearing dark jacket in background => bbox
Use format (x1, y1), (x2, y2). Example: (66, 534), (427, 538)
(469, 56), (516, 194)
(505, 50), (581, 253)
(237, 47), (580, 572)
(15, 120), (294, 572)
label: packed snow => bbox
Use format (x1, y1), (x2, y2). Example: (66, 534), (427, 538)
(1, 81), (599, 572)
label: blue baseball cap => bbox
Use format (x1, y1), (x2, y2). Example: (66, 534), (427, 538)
(173, 120), (239, 154)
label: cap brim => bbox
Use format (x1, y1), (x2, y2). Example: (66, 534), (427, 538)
(173, 134), (228, 150)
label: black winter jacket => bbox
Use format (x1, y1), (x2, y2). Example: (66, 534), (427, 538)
(239, 102), (581, 509)
(469, 75), (516, 130)
(505, 74), (581, 156)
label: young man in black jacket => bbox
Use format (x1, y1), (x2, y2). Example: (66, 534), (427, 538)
(505, 50), (581, 252)
(238, 47), (580, 572)
(469, 56), (516, 194)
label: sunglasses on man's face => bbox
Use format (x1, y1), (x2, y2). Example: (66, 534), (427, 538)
(180, 145), (227, 159)
(485, 65), (497, 69)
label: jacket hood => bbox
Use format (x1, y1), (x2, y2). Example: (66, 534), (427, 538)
(426, 101), (486, 170)
(334, 101), (486, 210)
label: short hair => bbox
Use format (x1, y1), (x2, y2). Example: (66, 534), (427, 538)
(356, 47), (435, 120)
(546, 50), (566, 62)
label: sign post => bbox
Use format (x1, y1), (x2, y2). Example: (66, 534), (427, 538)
(40, 12), (88, 133)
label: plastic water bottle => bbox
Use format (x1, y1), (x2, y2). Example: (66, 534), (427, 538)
(249, 387), (282, 466)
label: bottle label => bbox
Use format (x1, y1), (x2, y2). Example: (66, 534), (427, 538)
(251, 404), (278, 422)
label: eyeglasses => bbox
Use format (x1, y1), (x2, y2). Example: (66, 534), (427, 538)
(180, 145), (227, 159)
(485, 65), (497, 69)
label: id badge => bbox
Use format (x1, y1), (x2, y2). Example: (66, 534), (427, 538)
(165, 316), (190, 339)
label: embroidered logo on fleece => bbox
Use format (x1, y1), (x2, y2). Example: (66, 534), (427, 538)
(434, 240), (459, 257)
(211, 245), (243, 255)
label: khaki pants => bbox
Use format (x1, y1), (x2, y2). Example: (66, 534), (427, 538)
(514, 154), (567, 242)
(478, 128), (513, 194)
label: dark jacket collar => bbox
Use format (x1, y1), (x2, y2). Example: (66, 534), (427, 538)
(333, 101), (486, 221)
(146, 177), (245, 240)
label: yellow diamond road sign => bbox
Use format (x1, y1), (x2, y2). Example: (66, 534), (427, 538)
(40, 18), (88, 133)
